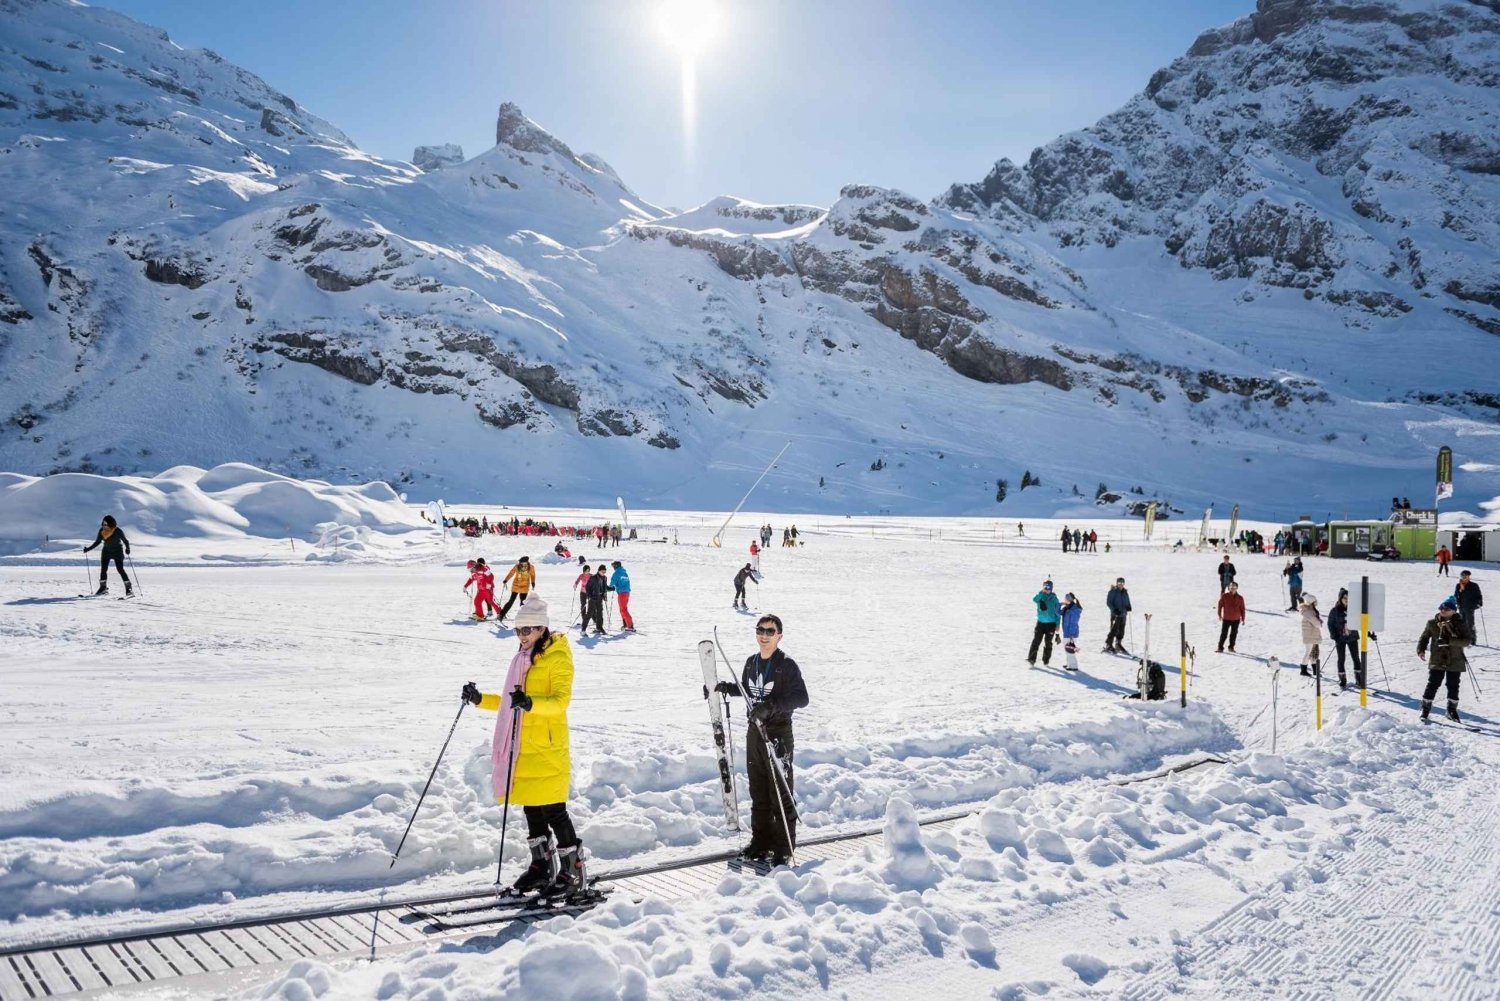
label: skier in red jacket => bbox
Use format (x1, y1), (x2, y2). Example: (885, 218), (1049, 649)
(464, 558), (500, 621)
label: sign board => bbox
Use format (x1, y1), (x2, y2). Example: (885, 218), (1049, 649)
(1346, 581), (1386, 632)
(1392, 508), (1437, 527)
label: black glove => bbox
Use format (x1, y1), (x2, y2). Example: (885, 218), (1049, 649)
(461, 682), (481, 705)
(510, 687), (533, 712)
(749, 701), (774, 724)
(702, 684), (710, 700)
(714, 681), (737, 695)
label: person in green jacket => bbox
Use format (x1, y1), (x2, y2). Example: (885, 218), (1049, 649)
(1028, 579), (1061, 667)
(83, 514), (132, 596)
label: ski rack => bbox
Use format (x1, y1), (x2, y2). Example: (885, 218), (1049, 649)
(0, 755), (1229, 1000)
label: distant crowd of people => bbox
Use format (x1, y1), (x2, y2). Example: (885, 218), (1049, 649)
(419, 511), (633, 546)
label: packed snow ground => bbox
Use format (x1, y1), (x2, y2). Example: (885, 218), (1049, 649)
(2, 501), (1497, 998)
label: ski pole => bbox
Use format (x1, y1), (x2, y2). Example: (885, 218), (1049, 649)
(390, 699), (467, 867)
(83, 549), (92, 593)
(128, 553), (143, 595)
(1372, 636), (1392, 690)
(494, 696), (524, 887)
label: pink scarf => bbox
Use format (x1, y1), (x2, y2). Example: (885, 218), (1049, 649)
(490, 646), (532, 801)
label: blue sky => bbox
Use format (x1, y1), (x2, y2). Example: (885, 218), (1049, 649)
(99, 0), (1252, 210)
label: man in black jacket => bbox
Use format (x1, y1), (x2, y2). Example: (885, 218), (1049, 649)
(580, 564), (609, 636)
(1453, 571), (1483, 641)
(1326, 589), (1363, 690)
(1217, 555), (1237, 593)
(733, 563), (755, 609)
(711, 614), (809, 865)
(83, 514), (132, 596)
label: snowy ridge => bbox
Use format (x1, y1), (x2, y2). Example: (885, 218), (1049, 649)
(1, 0), (1499, 516)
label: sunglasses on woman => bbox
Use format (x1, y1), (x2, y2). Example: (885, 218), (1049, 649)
(516, 625), (544, 636)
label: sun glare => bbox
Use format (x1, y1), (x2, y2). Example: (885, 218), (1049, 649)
(654, 0), (722, 62)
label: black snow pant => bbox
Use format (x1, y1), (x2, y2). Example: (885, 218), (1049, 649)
(99, 551), (129, 586)
(1437, 562), (1450, 576)
(1334, 635), (1364, 685)
(1106, 613), (1127, 650)
(498, 590), (529, 620)
(581, 596), (605, 633)
(1288, 586), (1302, 612)
(1421, 669), (1462, 704)
(1217, 620), (1240, 651)
(1459, 610), (1477, 642)
(747, 720), (796, 857)
(734, 582), (747, 606)
(1028, 622), (1057, 664)
(523, 803), (579, 849)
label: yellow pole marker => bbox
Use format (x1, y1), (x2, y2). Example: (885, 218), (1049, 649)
(1180, 622), (1188, 708)
(1359, 575), (1370, 709)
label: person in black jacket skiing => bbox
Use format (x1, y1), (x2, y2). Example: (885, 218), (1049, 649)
(1217, 555), (1237, 593)
(711, 614), (809, 865)
(733, 563), (755, 610)
(83, 514), (132, 596)
(1453, 571), (1483, 641)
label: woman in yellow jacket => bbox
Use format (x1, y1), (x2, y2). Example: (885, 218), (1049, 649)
(461, 595), (583, 895)
(498, 555), (536, 622)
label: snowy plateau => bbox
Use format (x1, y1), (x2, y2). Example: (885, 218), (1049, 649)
(0, 0), (1498, 513)
(3, 0), (1500, 999)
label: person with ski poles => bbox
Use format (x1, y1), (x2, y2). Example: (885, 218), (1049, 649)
(609, 560), (634, 632)
(580, 564), (608, 636)
(707, 613), (809, 865)
(1296, 593), (1322, 677)
(1217, 555), (1237, 593)
(1326, 588), (1363, 690)
(1028, 580), (1062, 667)
(1453, 570), (1483, 642)
(1059, 592), (1083, 671)
(733, 563), (755, 610)
(83, 514), (133, 596)
(1104, 577), (1131, 653)
(465, 558), (501, 621)
(499, 556), (536, 621)
(461, 597), (590, 896)
(1416, 596), (1471, 722)
(1216, 581), (1244, 653)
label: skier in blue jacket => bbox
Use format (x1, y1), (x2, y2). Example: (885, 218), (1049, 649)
(1028, 580), (1062, 667)
(609, 560), (634, 631)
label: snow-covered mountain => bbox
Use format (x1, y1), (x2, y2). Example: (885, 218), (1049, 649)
(1, 0), (1497, 515)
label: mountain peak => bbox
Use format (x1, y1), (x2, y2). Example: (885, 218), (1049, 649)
(495, 101), (580, 162)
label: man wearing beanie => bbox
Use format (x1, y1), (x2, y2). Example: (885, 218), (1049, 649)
(1417, 596), (1471, 722)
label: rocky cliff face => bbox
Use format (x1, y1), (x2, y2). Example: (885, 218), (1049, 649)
(0, 0), (1497, 513)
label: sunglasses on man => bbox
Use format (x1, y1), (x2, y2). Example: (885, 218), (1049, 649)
(755, 627), (779, 636)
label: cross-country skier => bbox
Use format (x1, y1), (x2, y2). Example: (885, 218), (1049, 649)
(708, 614), (808, 865)
(1059, 593), (1083, 671)
(1217, 555), (1237, 593)
(1283, 557), (1304, 612)
(83, 514), (133, 596)
(1104, 577), (1131, 653)
(1297, 593), (1322, 677)
(609, 561), (634, 632)
(461, 597), (588, 895)
(1028, 580), (1062, 667)
(1453, 571), (1483, 641)
(499, 556), (536, 620)
(734, 563), (755, 609)
(1416, 596), (1470, 722)
(580, 565), (608, 636)
(1216, 581), (1245, 653)
(1326, 589), (1363, 690)
(465, 557), (500, 621)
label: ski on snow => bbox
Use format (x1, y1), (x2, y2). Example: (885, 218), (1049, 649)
(699, 639), (742, 831)
(403, 881), (609, 931)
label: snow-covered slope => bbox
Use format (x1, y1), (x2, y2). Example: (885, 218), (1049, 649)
(1, 0), (1498, 515)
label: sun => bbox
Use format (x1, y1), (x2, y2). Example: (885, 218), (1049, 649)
(654, 0), (723, 62)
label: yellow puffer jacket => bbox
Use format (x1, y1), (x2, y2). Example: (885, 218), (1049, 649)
(504, 563), (534, 593)
(479, 633), (573, 805)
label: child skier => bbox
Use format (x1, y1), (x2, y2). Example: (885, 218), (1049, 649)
(464, 558), (500, 621)
(1059, 592), (1083, 672)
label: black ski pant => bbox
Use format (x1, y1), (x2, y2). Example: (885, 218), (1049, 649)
(1334, 635), (1364, 685)
(498, 590), (529, 620)
(747, 720), (795, 856)
(1288, 586), (1302, 611)
(523, 802), (579, 849)
(1437, 563), (1450, 576)
(1217, 619), (1240, 651)
(1421, 669), (1462, 704)
(98, 551), (129, 586)
(1028, 622), (1057, 664)
(1459, 610), (1477, 642)
(1106, 613), (1127, 650)
(734, 582), (747, 606)
(581, 596), (605, 633)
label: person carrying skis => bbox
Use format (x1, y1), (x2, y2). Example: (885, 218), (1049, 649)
(733, 563), (755, 609)
(1283, 558), (1304, 612)
(1326, 589), (1363, 690)
(1104, 577), (1131, 653)
(500, 556), (536, 620)
(1059, 592), (1083, 670)
(1297, 593), (1322, 677)
(609, 560), (634, 632)
(465, 557), (500, 621)
(1216, 581), (1244, 653)
(708, 614), (808, 865)
(83, 514), (132, 596)
(1435, 545), (1451, 577)
(1217, 555), (1237, 593)
(1028, 580), (1062, 667)
(1453, 570), (1483, 641)
(580, 565), (608, 636)
(461, 597), (589, 896)
(1416, 596), (1471, 722)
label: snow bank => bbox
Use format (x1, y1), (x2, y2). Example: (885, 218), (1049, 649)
(0, 463), (424, 553)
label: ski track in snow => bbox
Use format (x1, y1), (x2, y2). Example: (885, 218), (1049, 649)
(2, 504), (1498, 999)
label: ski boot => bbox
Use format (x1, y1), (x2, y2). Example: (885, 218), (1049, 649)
(1447, 701), (1461, 723)
(738, 840), (770, 862)
(509, 836), (555, 896)
(553, 842), (601, 902)
(94, 582), (108, 596)
(472, 613), (487, 622)
(124, 581), (134, 597)
(1420, 699), (1432, 720)
(1299, 665), (1311, 677)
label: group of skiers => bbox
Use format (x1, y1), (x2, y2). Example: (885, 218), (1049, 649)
(1059, 527), (1099, 552)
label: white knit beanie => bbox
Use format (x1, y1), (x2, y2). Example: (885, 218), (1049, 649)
(514, 596), (549, 629)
